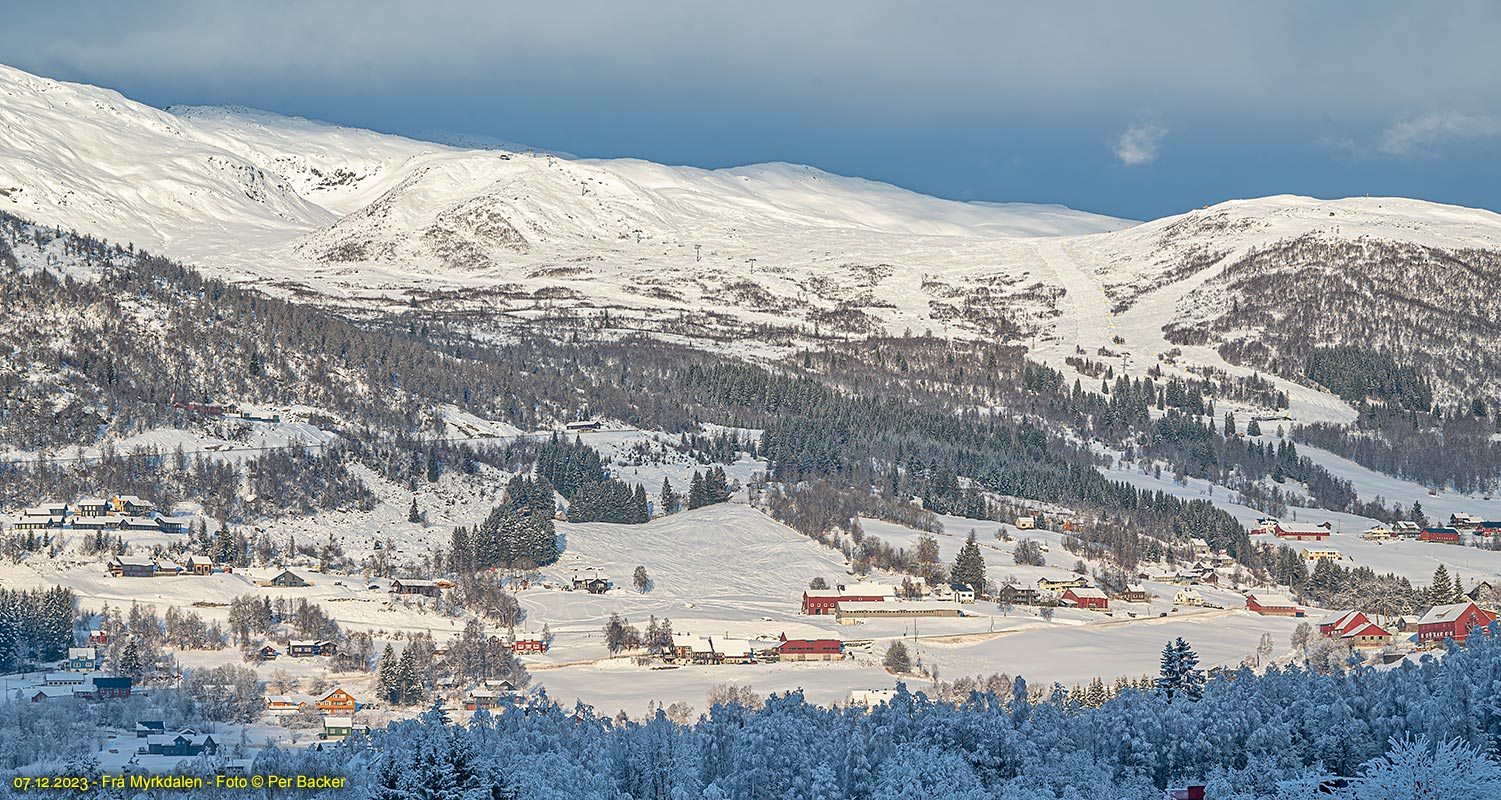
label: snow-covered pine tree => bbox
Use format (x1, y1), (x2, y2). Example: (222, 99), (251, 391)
(951, 531), (987, 591)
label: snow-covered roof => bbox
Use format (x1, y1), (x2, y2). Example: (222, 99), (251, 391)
(1275, 522), (1328, 533)
(1065, 587), (1108, 600)
(1418, 602), (1480, 625)
(1248, 592), (1298, 607)
(1318, 609), (1359, 627)
(1342, 623), (1390, 639)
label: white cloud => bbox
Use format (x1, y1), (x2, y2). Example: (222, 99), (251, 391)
(1376, 112), (1501, 157)
(1113, 124), (1167, 166)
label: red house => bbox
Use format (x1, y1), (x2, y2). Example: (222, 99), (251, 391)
(511, 636), (549, 654)
(1416, 601), (1496, 647)
(1246, 592), (1304, 616)
(1273, 522), (1331, 541)
(1318, 609), (1370, 638)
(1419, 527), (1461, 544)
(1061, 587), (1109, 610)
(776, 633), (844, 662)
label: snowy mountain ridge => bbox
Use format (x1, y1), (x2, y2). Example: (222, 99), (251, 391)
(5, 62), (1501, 421)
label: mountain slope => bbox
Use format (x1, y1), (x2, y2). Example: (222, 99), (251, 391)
(5, 62), (1501, 418)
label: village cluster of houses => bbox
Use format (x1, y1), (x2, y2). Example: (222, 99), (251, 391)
(30, 670), (133, 703)
(131, 721), (221, 757)
(108, 553), (234, 578)
(264, 686), (372, 739)
(1258, 514), (1501, 551)
(4, 495), (189, 536)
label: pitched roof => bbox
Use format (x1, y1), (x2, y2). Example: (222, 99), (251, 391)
(1248, 592), (1298, 607)
(1342, 622), (1391, 639)
(1418, 601), (1482, 625)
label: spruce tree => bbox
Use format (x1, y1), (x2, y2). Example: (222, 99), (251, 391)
(378, 644), (398, 704)
(659, 478), (678, 515)
(1176, 638), (1205, 701)
(688, 471), (707, 510)
(951, 531), (987, 592)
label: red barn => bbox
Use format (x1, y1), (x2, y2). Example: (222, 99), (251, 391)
(1419, 527), (1461, 544)
(801, 586), (893, 615)
(1416, 601), (1496, 647)
(776, 633), (844, 662)
(1061, 587), (1109, 610)
(1273, 522), (1331, 541)
(1246, 592), (1304, 617)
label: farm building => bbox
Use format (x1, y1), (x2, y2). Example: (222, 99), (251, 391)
(1122, 585), (1149, 603)
(1318, 610), (1391, 647)
(835, 601), (966, 624)
(1477, 522), (1501, 536)
(1037, 576), (1090, 592)
(142, 732), (217, 757)
(1015, 516), (1036, 530)
(108, 556), (157, 578)
(671, 634), (718, 664)
(1061, 587), (1109, 610)
(801, 585), (894, 615)
(1304, 549), (1343, 562)
(776, 634), (844, 662)
(1273, 522), (1331, 541)
(268, 570), (310, 587)
(288, 640), (338, 657)
(1246, 593), (1304, 617)
(1416, 602), (1497, 647)
(716, 639), (757, 664)
(391, 579), (442, 597)
(997, 583), (1040, 606)
(1419, 527), (1461, 544)
(264, 695), (307, 714)
(509, 634), (549, 654)
(1451, 513), (1484, 529)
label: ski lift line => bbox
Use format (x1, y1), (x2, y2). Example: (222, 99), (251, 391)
(1, 427), (641, 467)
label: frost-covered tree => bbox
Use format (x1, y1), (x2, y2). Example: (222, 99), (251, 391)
(882, 641), (912, 674)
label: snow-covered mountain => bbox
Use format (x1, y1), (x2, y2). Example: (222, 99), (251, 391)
(5, 62), (1501, 418)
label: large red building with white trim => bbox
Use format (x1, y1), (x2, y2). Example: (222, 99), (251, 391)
(1416, 601), (1496, 646)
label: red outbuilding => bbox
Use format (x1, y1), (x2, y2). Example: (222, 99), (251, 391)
(776, 633), (844, 661)
(1062, 587), (1109, 610)
(1246, 592), (1304, 617)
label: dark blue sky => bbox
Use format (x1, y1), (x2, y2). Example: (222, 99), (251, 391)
(3, 1), (1499, 220)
